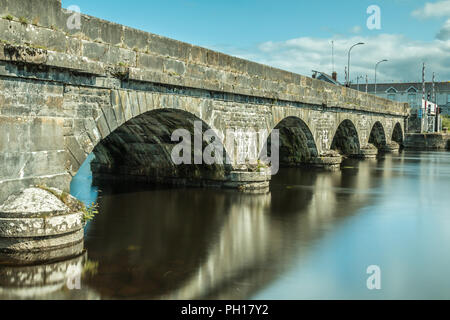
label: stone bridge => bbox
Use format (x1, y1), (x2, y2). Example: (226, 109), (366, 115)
(0, 0), (409, 203)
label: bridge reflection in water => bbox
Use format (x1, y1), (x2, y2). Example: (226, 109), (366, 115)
(2, 152), (450, 299)
(80, 155), (395, 300)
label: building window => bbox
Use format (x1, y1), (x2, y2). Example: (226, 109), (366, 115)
(408, 93), (416, 106)
(386, 87), (397, 101)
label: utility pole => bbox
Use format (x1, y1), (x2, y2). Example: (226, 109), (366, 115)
(433, 72), (439, 132)
(345, 67), (348, 87)
(365, 74), (368, 93)
(331, 40), (335, 75)
(422, 63), (426, 133)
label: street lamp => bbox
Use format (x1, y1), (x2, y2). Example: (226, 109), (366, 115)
(374, 59), (388, 94)
(347, 42), (365, 86)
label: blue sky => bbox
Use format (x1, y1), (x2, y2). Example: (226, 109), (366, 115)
(61, 0), (450, 83)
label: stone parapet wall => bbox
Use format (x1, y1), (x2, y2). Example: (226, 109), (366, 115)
(0, 0), (409, 117)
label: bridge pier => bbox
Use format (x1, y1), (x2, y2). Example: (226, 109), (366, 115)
(304, 151), (343, 171)
(358, 144), (379, 159)
(380, 142), (401, 154)
(91, 161), (272, 193)
(0, 187), (85, 255)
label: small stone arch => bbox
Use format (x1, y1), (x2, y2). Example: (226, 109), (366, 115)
(392, 122), (404, 146)
(262, 116), (318, 167)
(331, 120), (361, 156)
(369, 121), (387, 150)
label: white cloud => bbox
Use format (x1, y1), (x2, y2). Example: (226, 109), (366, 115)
(412, 0), (450, 19)
(220, 34), (450, 83)
(437, 18), (450, 40)
(350, 26), (362, 34)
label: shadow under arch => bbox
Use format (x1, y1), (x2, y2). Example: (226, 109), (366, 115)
(369, 121), (387, 150)
(89, 108), (233, 187)
(331, 119), (360, 157)
(392, 122), (404, 147)
(261, 116), (318, 167)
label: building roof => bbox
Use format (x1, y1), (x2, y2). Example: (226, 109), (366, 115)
(313, 71), (342, 86)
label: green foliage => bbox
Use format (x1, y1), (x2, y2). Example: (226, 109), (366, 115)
(82, 202), (99, 223)
(36, 185), (99, 223)
(83, 259), (99, 277)
(256, 160), (269, 171)
(19, 16), (28, 26)
(442, 116), (450, 129)
(4, 15), (14, 21)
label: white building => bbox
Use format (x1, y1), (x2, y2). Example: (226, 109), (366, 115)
(351, 82), (450, 115)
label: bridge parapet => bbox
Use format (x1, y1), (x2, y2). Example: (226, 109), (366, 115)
(0, 0), (409, 117)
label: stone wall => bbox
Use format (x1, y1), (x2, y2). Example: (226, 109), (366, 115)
(0, 0), (409, 116)
(404, 134), (450, 150)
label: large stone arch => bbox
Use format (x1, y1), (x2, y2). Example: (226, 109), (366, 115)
(92, 108), (233, 184)
(331, 119), (361, 157)
(368, 121), (387, 150)
(262, 116), (319, 167)
(66, 90), (235, 188)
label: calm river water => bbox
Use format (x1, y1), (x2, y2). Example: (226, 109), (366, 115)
(2, 151), (450, 299)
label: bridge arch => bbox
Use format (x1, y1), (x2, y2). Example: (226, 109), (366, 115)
(331, 120), (360, 157)
(368, 121), (387, 150)
(67, 91), (234, 187)
(391, 122), (404, 146)
(262, 116), (318, 167)
(92, 109), (232, 184)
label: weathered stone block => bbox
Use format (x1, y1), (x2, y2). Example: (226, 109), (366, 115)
(137, 53), (164, 72)
(163, 59), (186, 76)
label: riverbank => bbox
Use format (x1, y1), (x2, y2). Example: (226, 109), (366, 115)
(404, 133), (450, 150)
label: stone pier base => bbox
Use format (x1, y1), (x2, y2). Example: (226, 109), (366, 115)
(224, 171), (271, 193)
(0, 188), (85, 254)
(358, 145), (379, 159)
(381, 142), (401, 153)
(305, 151), (343, 170)
(93, 169), (272, 193)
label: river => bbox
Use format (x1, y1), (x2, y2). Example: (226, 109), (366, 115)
(1, 151), (450, 299)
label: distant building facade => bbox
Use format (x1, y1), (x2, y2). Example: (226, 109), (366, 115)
(351, 82), (450, 115)
(351, 81), (450, 133)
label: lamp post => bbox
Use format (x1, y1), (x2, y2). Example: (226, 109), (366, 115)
(374, 59), (388, 94)
(347, 42), (365, 86)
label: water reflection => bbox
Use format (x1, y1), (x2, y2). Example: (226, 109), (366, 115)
(0, 245), (100, 300)
(80, 154), (395, 299)
(1, 152), (450, 299)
